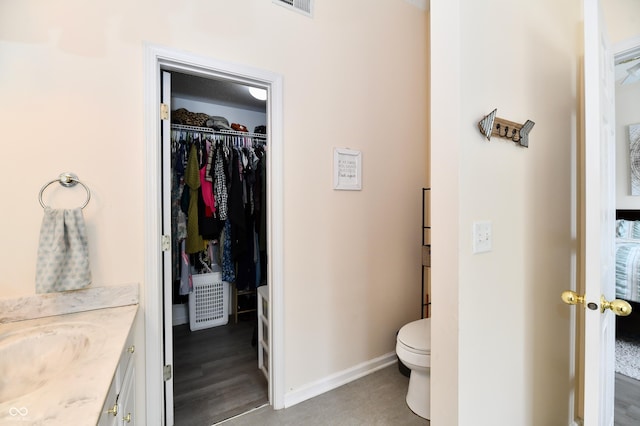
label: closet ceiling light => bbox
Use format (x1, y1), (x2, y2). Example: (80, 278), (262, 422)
(248, 87), (267, 101)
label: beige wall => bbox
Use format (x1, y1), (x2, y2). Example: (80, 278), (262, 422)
(0, 1), (428, 423)
(602, 0), (640, 44)
(431, 0), (580, 424)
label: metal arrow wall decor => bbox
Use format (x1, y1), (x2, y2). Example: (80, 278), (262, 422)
(477, 108), (535, 148)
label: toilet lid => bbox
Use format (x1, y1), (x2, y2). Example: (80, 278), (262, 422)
(398, 318), (430, 353)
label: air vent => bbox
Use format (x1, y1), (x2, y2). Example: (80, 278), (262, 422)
(273, 0), (313, 17)
(404, 0), (428, 11)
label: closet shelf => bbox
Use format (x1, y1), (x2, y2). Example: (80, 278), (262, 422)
(171, 123), (267, 139)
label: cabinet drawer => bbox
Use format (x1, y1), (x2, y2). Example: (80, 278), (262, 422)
(119, 361), (136, 425)
(116, 328), (136, 392)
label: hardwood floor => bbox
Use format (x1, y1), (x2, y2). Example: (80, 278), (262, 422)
(173, 313), (268, 426)
(616, 373), (640, 425)
(615, 310), (640, 426)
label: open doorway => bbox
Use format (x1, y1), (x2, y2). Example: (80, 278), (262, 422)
(167, 71), (269, 424)
(144, 45), (285, 426)
(613, 38), (640, 424)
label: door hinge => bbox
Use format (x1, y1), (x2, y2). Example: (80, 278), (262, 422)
(160, 103), (169, 120)
(161, 234), (171, 252)
(163, 364), (172, 381)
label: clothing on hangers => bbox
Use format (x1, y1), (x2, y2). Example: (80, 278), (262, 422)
(170, 125), (267, 291)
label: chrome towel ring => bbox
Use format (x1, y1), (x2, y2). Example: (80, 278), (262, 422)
(38, 172), (91, 209)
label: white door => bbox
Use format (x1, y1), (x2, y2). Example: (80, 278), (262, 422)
(161, 70), (175, 425)
(582, 0), (616, 424)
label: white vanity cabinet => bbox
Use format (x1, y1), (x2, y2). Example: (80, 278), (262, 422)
(97, 329), (136, 425)
(98, 376), (119, 426)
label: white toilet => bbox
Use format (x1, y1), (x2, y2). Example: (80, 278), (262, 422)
(396, 318), (431, 419)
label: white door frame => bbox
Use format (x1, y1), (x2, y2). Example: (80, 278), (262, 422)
(143, 44), (285, 426)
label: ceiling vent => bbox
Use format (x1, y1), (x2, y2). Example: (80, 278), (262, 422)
(273, 0), (313, 17)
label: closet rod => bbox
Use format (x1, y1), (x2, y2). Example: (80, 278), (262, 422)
(171, 124), (267, 140)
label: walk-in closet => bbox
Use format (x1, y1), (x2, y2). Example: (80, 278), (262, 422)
(164, 71), (269, 425)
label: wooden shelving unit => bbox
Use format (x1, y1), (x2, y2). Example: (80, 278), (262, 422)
(232, 286), (257, 324)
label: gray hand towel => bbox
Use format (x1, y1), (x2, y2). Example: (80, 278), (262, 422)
(35, 207), (91, 293)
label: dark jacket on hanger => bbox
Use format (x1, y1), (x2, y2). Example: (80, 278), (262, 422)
(228, 149), (247, 262)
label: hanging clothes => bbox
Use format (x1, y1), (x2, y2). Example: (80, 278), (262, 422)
(255, 147), (266, 285)
(185, 143), (207, 254)
(213, 144), (229, 221)
(199, 163), (215, 215)
(198, 160), (223, 239)
(221, 219), (235, 283)
(228, 148), (248, 262)
(179, 240), (192, 295)
(171, 125), (267, 292)
(171, 138), (188, 279)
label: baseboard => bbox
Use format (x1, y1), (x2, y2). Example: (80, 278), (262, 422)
(283, 352), (397, 408)
(172, 303), (188, 326)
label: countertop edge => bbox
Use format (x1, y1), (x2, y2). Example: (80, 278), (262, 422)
(0, 284), (139, 324)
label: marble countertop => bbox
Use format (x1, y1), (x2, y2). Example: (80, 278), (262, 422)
(0, 285), (138, 425)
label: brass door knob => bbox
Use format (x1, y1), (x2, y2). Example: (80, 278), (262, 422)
(561, 290), (585, 306)
(600, 296), (632, 316)
(124, 413), (132, 423)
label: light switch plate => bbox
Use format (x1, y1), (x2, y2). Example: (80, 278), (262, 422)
(473, 221), (492, 253)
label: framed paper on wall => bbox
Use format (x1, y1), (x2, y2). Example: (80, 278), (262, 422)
(630, 123), (640, 195)
(333, 148), (362, 190)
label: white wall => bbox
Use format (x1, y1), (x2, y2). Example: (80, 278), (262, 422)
(0, 1), (427, 423)
(431, 0), (580, 424)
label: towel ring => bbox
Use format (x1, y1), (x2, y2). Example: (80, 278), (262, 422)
(38, 172), (91, 209)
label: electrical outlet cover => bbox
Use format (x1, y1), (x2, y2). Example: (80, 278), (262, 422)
(473, 221), (492, 253)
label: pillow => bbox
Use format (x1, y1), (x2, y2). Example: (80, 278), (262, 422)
(616, 219), (640, 239)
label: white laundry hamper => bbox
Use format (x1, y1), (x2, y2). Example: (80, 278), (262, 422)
(189, 271), (229, 331)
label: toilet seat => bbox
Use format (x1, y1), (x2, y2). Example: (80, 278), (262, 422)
(397, 318), (430, 354)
